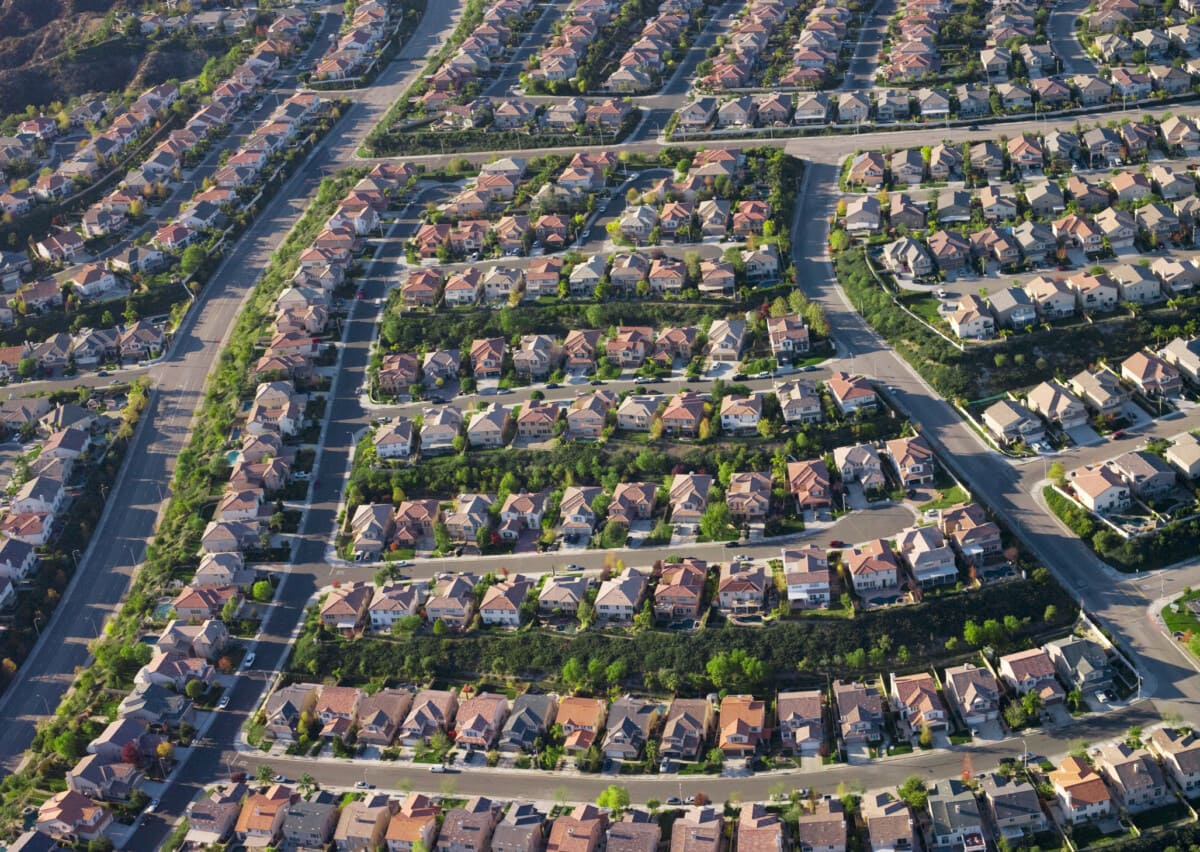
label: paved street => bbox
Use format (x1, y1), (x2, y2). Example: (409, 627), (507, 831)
(840, 0), (895, 91)
(1047, 0), (1098, 76)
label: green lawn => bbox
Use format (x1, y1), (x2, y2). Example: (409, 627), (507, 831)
(900, 294), (945, 325)
(1131, 801), (1189, 831)
(1162, 592), (1200, 636)
(921, 484), (969, 511)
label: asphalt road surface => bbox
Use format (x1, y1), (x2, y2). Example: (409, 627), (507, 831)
(1047, 0), (1098, 76)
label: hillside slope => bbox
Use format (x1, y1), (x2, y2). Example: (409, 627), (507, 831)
(0, 0), (224, 115)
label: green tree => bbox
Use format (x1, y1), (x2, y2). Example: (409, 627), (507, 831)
(918, 723), (933, 748)
(298, 772), (317, 797)
(16, 358), (36, 379)
(897, 775), (929, 809)
(706, 649), (769, 692)
(596, 784), (631, 812)
(184, 679), (205, 700)
(1043, 604), (1058, 623)
(699, 501), (734, 541)
(257, 764), (275, 784)
(180, 244), (206, 278)
(251, 580), (273, 603)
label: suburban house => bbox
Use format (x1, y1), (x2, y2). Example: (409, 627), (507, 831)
(1050, 757), (1114, 824)
(777, 690), (824, 755)
(659, 698), (714, 761)
(943, 663), (1000, 726)
(556, 697), (608, 753)
(718, 694), (767, 757)
(890, 671), (948, 733)
(1096, 743), (1169, 812)
(997, 648), (1066, 704)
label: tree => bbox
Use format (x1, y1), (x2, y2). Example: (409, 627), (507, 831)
(1021, 690), (1043, 718)
(432, 618), (447, 636)
(298, 773), (317, 797)
(633, 600), (654, 632)
(180, 245), (206, 278)
(156, 740), (175, 767)
(706, 649), (769, 692)
(699, 501), (734, 541)
(257, 764), (276, 784)
(221, 597), (240, 624)
(596, 785), (630, 812)
(963, 619), (982, 645)
(185, 679), (206, 700)
(120, 739), (140, 766)
(1044, 604), (1058, 623)
(918, 723), (933, 748)
(562, 657), (585, 689)
(897, 775), (929, 809)
(251, 580), (273, 603)
(1003, 702), (1027, 729)
(1048, 461), (1066, 486)
(17, 358), (35, 379)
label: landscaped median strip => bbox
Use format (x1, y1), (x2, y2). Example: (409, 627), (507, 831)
(0, 168), (365, 830)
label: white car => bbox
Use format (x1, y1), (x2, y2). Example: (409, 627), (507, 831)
(242, 652), (256, 669)
(218, 695), (230, 709)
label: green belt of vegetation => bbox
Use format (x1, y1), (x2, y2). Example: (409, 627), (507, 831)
(366, 112), (640, 157)
(349, 400), (905, 502)
(835, 247), (1200, 400)
(0, 167), (365, 828)
(380, 298), (752, 353)
(289, 566), (1076, 692)
(1043, 484), (1200, 574)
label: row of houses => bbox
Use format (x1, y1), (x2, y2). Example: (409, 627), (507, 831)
(604, 0), (703, 93)
(0, 320), (162, 376)
(401, 246), (778, 313)
(147, 90), (327, 255)
(369, 369), (855, 462)
(528, 0), (612, 86)
(16, 17), (303, 270)
(0, 401), (121, 609)
(360, 411), (877, 553)
(880, 0), (949, 82)
(424, 0), (534, 95)
(41, 718), (1200, 851)
(184, 791), (672, 852)
(377, 313), (798, 394)
(931, 267), (1175, 342)
(4, 84), (183, 256)
(980, 349), (1185, 448)
(312, 0), (393, 81)
(253, 161), (423, 385)
(697, 0), (802, 91)
(437, 96), (635, 133)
